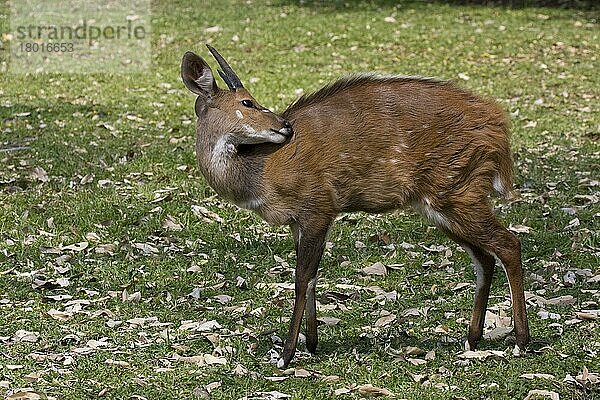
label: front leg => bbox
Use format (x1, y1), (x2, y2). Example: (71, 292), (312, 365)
(290, 225), (318, 354)
(278, 220), (330, 369)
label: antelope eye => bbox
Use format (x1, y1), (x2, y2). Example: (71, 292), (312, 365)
(241, 99), (254, 108)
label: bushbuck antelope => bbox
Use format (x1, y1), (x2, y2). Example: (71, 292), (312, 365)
(181, 45), (529, 368)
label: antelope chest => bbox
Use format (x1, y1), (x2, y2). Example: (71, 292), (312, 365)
(240, 196), (295, 226)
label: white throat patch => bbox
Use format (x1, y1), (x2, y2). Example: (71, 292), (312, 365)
(210, 135), (236, 173)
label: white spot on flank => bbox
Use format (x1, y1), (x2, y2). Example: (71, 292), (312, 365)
(235, 110), (244, 119)
(428, 209), (449, 229)
(417, 197), (450, 229)
(493, 175), (505, 194)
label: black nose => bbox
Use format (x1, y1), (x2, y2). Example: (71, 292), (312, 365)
(282, 120), (293, 137)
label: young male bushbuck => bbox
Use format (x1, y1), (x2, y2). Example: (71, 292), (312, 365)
(181, 45), (530, 368)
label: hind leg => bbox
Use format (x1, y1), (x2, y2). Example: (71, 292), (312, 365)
(423, 201), (530, 350)
(482, 226), (530, 349)
(446, 232), (496, 349)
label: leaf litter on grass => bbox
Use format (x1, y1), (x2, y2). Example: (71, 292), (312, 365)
(1, 2), (599, 399)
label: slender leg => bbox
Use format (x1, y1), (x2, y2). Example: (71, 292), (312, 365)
(445, 232), (495, 349)
(290, 224), (319, 354)
(485, 228), (530, 349)
(278, 221), (330, 368)
(464, 244), (496, 349)
(438, 206), (529, 351)
(305, 275), (318, 353)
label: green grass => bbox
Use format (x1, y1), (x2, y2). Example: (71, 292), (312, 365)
(1, 1), (599, 399)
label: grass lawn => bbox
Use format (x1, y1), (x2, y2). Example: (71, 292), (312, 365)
(0, 1), (599, 399)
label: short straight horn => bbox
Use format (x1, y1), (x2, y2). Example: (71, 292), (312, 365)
(206, 44), (244, 90)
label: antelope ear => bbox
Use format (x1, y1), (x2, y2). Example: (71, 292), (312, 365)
(181, 51), (218, 97)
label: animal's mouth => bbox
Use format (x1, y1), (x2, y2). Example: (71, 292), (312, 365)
(278, 120), (294, 138)
(265, 130), (288, 144)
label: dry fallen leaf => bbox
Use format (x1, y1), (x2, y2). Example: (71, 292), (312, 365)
(179, 320), (222, 332)
(538, 310), (561, 320)
(374, 313), (396, 327)
(86, 338), (109, 349)
(575, 310), (599, 320)
(520, 373), (555, 380)
(483, 326), (513, 341)
(322, 375), (340, 383)
(356, 383), (394, 397)
(294, 368), (312, 378)
(403, 346), (426, 356)
(13, 330), (39, 343)
(543, 295), (576, 306)
(318, 316), (341, 326)
(233, 363), (249, 376)
(47, 309), (73, 321)
(105, 359), (130, 368)
(176, 355), (205, 364)
(576, 366), (600, 387)
(204, 381), (221, 394)
(133, 242), (159, 254)
(192, 205), (224, 223)
(6, 389), (42, 400)
(362, 262), (387, 276)
(122, 290), (141, 302)
(410, 373), (429, 383)
(451, 282), (471, 292)
(162, 215), (183, 231)
(458, 350), (505, 360)
(333, 388), (352, 396)
(213, 294), (232, 304)
(23, 371), (45, 383)
(61, 241), (89, 252)
(186, 263), (203, 273)
(30, 167), (48, 182)
(203, 354), (227, 365)
(508, 224), (532, 234)
(523, 389), (559, 400)
(239, 391), (290, 400)
(95, 243), (117, 255)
